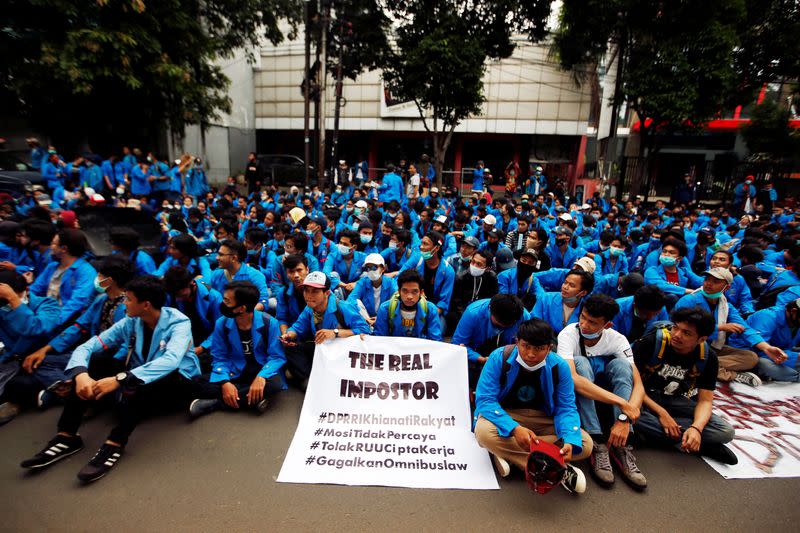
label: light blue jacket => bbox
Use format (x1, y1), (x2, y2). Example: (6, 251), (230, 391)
(643, 264), (703, 297)
(209, 263), (270, 308)
(66, 307), (201, 384)
(532, 291), (582, 334)
(209, 311), (287, 386)
(399, 255), (455, 313)
(452, 299), (531, 362)
(49, 293), (127, 354)
(0, 294), (61, 360)
(288, 295), (370, 340)
(735, 306), (800, 368)
(30, 257), (98, 325)
(373, 296), (442, 340)
(611, 296), (668, 339)
(675, 292), (763, 348)
(347, 275), (398, 318)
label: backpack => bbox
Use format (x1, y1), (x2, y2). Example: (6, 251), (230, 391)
(635, 322), (708, 381)
(497, 344), (560, 403)
(386, 291), (428, 335)
(755, 285), (792, 311)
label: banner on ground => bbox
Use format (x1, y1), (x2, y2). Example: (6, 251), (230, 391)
(277, 336), (499, 490)
(704, 381), (800, 479)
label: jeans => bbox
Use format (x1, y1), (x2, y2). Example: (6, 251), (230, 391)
(634, 393), (734, 447)
(285, 341), (317, 383)
(190, 359), (283, 408)
(573, 355), (634, 435)
(757, 356), (800, 382)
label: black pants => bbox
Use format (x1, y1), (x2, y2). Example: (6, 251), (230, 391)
(57, 356), (192, 446)
(285, 341), (316, 383)
(190, 359), (282, 409)
(4, 372), (42, 408)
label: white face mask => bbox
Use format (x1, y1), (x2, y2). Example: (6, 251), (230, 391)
(516, 354), (546, 371)
(366, 269), (382, 282)
(337, 243), (352, 256)
(469, 265), (486, 277)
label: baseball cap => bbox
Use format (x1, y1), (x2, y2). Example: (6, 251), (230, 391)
(581, 203), (592, 210)
(302, 271), (330, 290)
(462, 236), (480, 248)
(434, 215), (448, 225)
(495, 248), (516, 271)
(574, 256), (596, 275)
(554, 226), (573, 237)
(526, 440), (568, 495)
(698, 227), (716, 238)
(431, 187), (439, 193)
(520, 248), (539, 259)
(488, 227), (503, 239)
(355, 200), (368, 209)
(364, 253), (385, 266)
(309, 215), (326, 227)
(521, 194), (530, 200)
(288, 207), (307, 225)
(703, 267), (733, 284)
(483, 214), (497, 226)
(558, 213), (573, 222)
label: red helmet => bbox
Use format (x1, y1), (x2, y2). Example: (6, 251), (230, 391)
(525, 440), (566, 494)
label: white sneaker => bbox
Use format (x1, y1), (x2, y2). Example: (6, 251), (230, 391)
(561, 464), (587, 494)
(734, 372), (762, 388)
(491, 453), (511, 478)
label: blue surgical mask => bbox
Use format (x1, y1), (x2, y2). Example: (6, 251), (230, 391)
(659, 255), (677, 267)
(305, 230), (315, 238)
(94, 276), (108, 293)
(701, 289), (724, 299)
(360, 234), (372, 244)
(580, 328), (602, 339)
(609, 246), (624, 257)
(247, 249), (258, 257)
(388, 241), (398, 250)
(420, 250), (434, 261)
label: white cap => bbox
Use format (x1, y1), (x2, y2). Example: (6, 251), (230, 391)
(355, 200), (368, 208)
(574, 256), (596, 274)
(288, 207), (307, 225)
(434, 215), (448, 224)
(558, 213), (573, 221)
(581, 203), (592, 210)
(290, 185), (299, 194)
(302, 271), (329, 289)
(339, 159), (346, 165)
(483, 214), (497, 226)
(430, 187), (439, 193)
(364, 253), (385, 266)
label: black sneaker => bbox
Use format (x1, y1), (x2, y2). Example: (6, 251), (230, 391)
(20, 434), (84, 469)
(560, 464), (587, 494)
(700, 443), (739, 465)
(189, 398), (220, 419)
(76, 443), (124, 483)
(256, 398), (269, 414)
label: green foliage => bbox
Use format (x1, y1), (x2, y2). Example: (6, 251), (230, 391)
(742, 99), (798, 159)
(0, 0), (300, 145)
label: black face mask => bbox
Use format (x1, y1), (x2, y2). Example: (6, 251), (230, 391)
(556, 238), (570, 246)
(219, 302), (242, 318)
(517, 262), (536, 279)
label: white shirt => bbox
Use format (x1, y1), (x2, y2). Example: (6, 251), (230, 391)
(556, 324), (634, 365)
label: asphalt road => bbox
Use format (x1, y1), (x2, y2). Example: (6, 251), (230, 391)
(1, 387), (798, 532)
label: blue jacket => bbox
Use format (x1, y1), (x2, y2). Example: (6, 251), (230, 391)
(381, 247), (414, 274)
(725, 274), (755, 315)
(611, 296), (668, 338)
(49, 294), (127, 355)
(347, 275), (398, 318)
(595, 250), (629, 276)
(209, 263), (270, 308)
(30, 257), (98, 325)
(675, 292), (763, 348)
(324, 249), (366, 284)
(155, 256), (213, 280)
(643, 264), (703, 297)
(452, 299), (531, 362)
(130, 165), (151, 196)
(399, 255), (455, 313)
(532, 291), (582, 333)
(736, 306), (800, 368)
(271, 253), (320, 289)
(544, 242), (586, 269)
(209, 311), (287, 386)
(121, 249), (156, 277)
(372, 296), (442, 340)
(0, 294), (61, 360)
(378, 172), (404, 203)
(66, 307), (201, 384)
(474, 346), (582, 451)
(497, 267), (545, 300)
(83, 164), (103, 190)
(167, 281), (222, 350)
(288, 295), (370, 340)
(275, 283), (306, 328)
(42, 161), (61, 189)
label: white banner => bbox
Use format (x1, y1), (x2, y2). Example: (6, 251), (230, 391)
(704, 381), (800, 479)
(277, 336), (499, 490)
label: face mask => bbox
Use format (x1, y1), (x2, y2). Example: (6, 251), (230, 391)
(563, 295), (581, 305)
(354, 208), (363, 216)
(247, 249), (258, 257)
(580, 328), (602, 340)
(420, 250), (434, 261)
(388, 241), (399, 250)
(609, 246), (624, 257)
(591, 213), (600, 220)
(305, 230), (315, 238)
(516, 354), (546, 371)
(556, 238), (570, 246)
(360, 234), (372, 244)
(599, 244), (608, 251)
(345, 207), (354, 213)
(659, 255), (677, 267)
(469, 265), (486, 277)
(94, 277), (108, 293)
(352, 222), (360, 231)
(219, 302), (241, 318)
(517, 262), (535, 279)
(116, 186), (125, 195)
(367, 270), (382, 282)
(388, 212), (397, 218)
(701, 289), (724, 299)
(337, 243), (352, 256)
(650, 237), (661, 244)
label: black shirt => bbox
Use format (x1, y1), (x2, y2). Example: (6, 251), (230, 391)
(501, 365), (546, 411)
(423, 264), (437, 304)
(238, 328), (254, 362)
(633, 332), (719, 399)
(141, 325), (154, 362)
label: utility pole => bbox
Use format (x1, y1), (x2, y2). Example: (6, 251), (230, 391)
(330, 19), (348, 192)
(317, 0), (330, 186)
(303, 0), (312, 188)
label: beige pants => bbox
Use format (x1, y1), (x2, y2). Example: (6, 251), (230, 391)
(715, 345), (759, 381)
(475, 409), (593, 471)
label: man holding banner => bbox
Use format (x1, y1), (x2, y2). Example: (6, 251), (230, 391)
(474, 318), (591, 494)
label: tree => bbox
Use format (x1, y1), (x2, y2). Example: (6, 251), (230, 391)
(552, 0), (745, 198)
(382, 0), (552, 186)
(742, 99), (799, 163)
(0, 0), (300, 152)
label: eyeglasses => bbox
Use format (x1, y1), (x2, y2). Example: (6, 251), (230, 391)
(363, 265), (381, 272)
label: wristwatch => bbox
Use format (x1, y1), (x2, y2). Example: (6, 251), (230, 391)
(334, 328), (340, 338)
(618, 413), (629, 423)
(115, 372), (128, 383)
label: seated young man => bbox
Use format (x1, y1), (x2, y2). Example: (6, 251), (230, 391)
(474, 318), (591, 494)
(347, 253), (398, 327)
(738, 298), (800, 382)
(275, 254), (310, 335)
(19, 276), (201, 483)
(632, 307), (737, 465)
(557, 293), (647, 490)
(373, 269), (442, 341)
(279, 272), (370, 390)
(188, 281), (286, 418)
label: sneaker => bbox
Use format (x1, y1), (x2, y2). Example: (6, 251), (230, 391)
(700, 443), (739, 465)
(255, 398), (269, 414)
(20, 434), (84, 469)
(561, 464), (586, 494)
(491, 453), (511, 478)
(590, 443), (615, 486)
(734, 372), (762, 388)
(37, 390), (57, 410)
(610, 445), (648, 490)
(0, 402), (20, 426)
(76, 443), (124, 483)
(189, 398), (220, 419)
